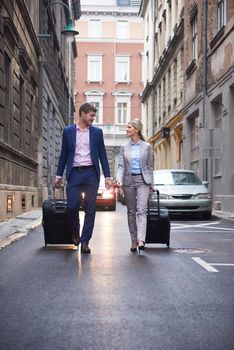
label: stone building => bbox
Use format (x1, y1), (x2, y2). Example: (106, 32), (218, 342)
(0, 0), (80, 220)
(37, 0), (80, 204)
(183, 0), (234, 213)
(0, 0), (41, 219)
(74, 0), (143, 176)
(140, 0), (234, 214)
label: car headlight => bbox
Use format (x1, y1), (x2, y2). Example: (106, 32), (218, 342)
(195, 193), (212, 199)
(102, 190), (115, 199)
(159, 194), (170, 199)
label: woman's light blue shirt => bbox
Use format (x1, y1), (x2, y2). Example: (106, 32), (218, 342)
(130, 141), (141, 174)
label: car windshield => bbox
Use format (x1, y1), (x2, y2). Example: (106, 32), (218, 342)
(154, 171), (202, 186)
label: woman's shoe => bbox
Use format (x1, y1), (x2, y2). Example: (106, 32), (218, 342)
(130, 241), (138, 252)
(138, 241), (145, 250)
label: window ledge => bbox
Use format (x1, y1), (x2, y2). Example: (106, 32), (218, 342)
(185, 59), (197, 79)
(86, 80), (103, 84)
(114, 81), (132, 84)
(210, 26), (225, 50)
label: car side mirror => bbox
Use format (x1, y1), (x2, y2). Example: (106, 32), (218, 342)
(202, 181), (209, 187)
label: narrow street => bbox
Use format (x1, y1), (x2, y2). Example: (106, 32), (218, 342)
(0, 203), (234, 350)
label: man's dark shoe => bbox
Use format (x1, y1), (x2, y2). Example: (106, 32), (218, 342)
(72, 233), (80, 246)
(81, 243), (91, 254)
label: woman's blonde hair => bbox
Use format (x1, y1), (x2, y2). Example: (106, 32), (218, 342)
(129, 119), (145, 141)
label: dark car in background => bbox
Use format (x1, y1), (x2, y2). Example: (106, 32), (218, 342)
(149, 169), (212, 219)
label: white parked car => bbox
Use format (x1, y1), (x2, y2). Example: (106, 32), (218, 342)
(149, 169), (212, 219)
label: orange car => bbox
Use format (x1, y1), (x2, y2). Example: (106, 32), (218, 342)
(81, 176), (116, 211)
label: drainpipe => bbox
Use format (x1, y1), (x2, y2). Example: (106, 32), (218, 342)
(202, 0), (207, 128)
(202, 0), (213, 196)
(152, 0), (157, 137)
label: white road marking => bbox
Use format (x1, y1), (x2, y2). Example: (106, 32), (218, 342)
(211, 263), (234, 266)
(171, 221), (234, 231)
(192, 257), (219, 272)
(192, 257), (234, 272)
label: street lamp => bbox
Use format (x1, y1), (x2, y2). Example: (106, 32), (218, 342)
(41, 1), (79, 125)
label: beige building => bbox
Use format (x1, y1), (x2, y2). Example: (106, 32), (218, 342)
(74, 0), (143, 176)
(140, 0), (184, 170)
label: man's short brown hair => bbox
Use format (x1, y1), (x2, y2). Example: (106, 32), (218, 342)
(79, 102), (97, 116)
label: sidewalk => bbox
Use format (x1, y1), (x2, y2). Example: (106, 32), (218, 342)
(0, 207), (233, 250)
(212, 210), (234, 222)
(0, 209), (42, 249)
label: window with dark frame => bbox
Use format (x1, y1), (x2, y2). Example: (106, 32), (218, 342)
(218, 0), (226, 30)
(22, 195), (26, 211)
(31, 195), (35, 208)
(7, 195), (14, 213)
(191, 14), (198, 60)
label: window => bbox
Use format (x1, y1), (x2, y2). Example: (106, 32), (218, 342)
(113, 92), (132, 124)
(218, 0), (226, 30)
(117, 102), (127, 124)
(88, 20), (102, 38)
(21, 194), (26, 211)
(7, 195), (14, 213)
(117, 0), (141, 5)
(87, 55), (102, 82)
(192, 15), (198, 60)
(116, 21), (129, 39)
(3, 53), (11, 137)
(190, 116), (199, 172)
(115, 56), (130, 83)
(85, 90), (104, 124)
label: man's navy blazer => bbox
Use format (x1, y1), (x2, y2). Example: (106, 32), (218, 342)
(56, 124), (110, 181)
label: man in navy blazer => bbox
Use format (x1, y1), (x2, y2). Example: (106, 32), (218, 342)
(55, 103), (112, 253)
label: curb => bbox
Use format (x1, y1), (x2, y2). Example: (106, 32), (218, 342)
(212, 211), (234, 223)
(0, 216), (42, 250)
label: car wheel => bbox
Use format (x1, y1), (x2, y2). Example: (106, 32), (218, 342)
(203, 211), (212, 220)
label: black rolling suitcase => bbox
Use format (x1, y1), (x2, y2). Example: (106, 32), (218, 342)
(145, 190), (171, 247)
(42, 189), (73, 246)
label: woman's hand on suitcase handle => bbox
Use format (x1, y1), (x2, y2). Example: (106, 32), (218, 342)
(112, 179), (122, 188)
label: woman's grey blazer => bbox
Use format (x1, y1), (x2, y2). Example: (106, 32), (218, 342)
(116, 140), (154, 186)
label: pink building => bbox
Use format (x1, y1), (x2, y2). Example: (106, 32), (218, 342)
(74, 0), (143, 176)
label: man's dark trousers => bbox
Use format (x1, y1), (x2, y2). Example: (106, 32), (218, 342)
(66, 166), (99, 244)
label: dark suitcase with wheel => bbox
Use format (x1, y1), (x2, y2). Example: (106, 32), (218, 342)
(42, 190), (73, 246)
(145, 190), (170, 247)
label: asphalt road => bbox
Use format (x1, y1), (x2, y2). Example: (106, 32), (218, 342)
(0, 203), (234, 350)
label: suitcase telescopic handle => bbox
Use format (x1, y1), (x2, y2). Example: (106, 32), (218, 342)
(148, 189), (160, 217)
(52, 185), (65, 200)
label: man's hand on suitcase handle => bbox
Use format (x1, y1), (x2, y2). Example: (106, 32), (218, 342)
(54, 176), (63, 188)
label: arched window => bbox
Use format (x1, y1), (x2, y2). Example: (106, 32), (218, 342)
(84, 90), (105, 124)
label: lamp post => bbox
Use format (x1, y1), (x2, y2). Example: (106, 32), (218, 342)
(42, 1), (79, 125)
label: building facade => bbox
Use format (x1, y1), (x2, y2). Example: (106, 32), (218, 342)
(74, 0), (143, 176)
(37, 0), (80, 204)
(0, 0), (80, 220)
(140, 0), (184, 170)
(140, 0), (234, 214)
(183, 0), (234, 213)
(0, 0), (41, 219)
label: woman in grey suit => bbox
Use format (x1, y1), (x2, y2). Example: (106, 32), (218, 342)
(116, 119), (153, 251)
